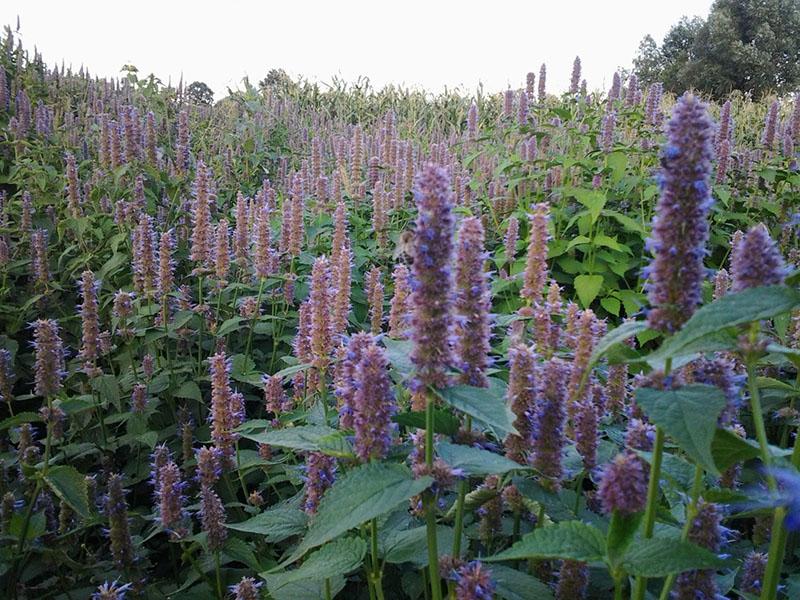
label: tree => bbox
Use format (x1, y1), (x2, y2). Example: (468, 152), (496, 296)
(186, 81), (214, 105)
(633, 0), (800, 98)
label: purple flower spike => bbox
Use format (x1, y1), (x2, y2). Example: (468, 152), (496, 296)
(731, 223), (787, 291)
(353, 344), (396, 462)
(598, 451), (648, 515)
(452, 561), (494, 600)
(645, 93), (715, 334)
(409, 165), (455, 393)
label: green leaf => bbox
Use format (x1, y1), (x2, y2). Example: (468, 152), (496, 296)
(485, 521), (606, 563)
(265, 537), (366, 594)
(383, 338), (415, 378)
(0, 412), (42, 432)
(606, 511), (642, 564)
(622, 537), (730, 577)
(217, 317), (244, 336)
(43, 465), (91, 519)
(437, 442), (524, 476)
(228, 506), (308, 543)
(649, 286), (800, 366)
(589, 320), (649, 366)
(491, 564), (554, 600)
(635, 384), (726, 475)
(381, 525), (458, 566)
(571, 188), (607, 224)
(574, 274), (603, 308)
(436, 378), (518, 438)
(393, 409), (460, 435)
(265, 577), (345, 600)
(241, 425), (352, 457)
(288, 463), (432, 562)
(92, 374), (121, 409)
(223, 537), (262, 571)
(175, 381), (202, 402)
(606, 152), (628, 183)
(600, 296), (621, 316)
(711, 428), (761, 471)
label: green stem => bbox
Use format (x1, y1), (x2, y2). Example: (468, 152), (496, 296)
(197, 276), (205, 377)
(244, 276), (266, 359)
(633, 357), (672, 600)
(424, 394), (442, 600)
(214, 550), (223, 599)
(760, 406), (800, 600)
(370, 518), (385, 600)
(658, 465), (704, 600)
(324, 579), (332, 600)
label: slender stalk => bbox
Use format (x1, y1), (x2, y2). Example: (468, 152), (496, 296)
(424, 394), (442, 600)
(658, 464), (704, 600)
(633, 358), (672, 600)
(197, 275), (205, 377)
(761, 407), (800, 600)
(214, 550), (223, 599)
(324, 579), (332, 600)
(370, 518), (385, 600)
(244, 276), (266, 359)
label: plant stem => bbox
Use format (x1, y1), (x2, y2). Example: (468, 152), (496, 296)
(214, 550), (223, 599)
(760, 404), (800, 600)
(658, 464), (704, 600)
(424, 394), (442, 600)
(244, 276), (266, 359)
(633, 357), (672, 600)
(370, 518), (385, 600)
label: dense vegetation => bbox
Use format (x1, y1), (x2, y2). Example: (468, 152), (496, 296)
(634, 0), (800, 98)
(0, 23), (799, 600)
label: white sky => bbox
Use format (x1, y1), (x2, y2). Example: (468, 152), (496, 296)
(0, 1), (714, 99)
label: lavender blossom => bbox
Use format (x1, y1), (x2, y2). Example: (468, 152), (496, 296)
(569, 57), (581, 94)
(230, 577), (263, 600)
(78, 270), (101, 375)
(740, 551), (767, 594)
(521, 203), (550, 303)
(730, 223), (787, 291)
(309, 256), (333, 374)
(208, 353), (240, 467)
(92, 580), (133, 600)
(367, 267), (384, 334)
(31, 319), (65, 397)
(504, 216), (519, 265)
(199, 485), (227, 552)
(761, 99), (779, 149)
(598, 451), (648, 515)
(388, 263), (412, 339)
(105, 474), (134, 567)
(303, 451), (337, 514)
(673, 500), (722, 599)
(0, 349), (14, 407)
(531, 358), (569, 491)
(155, 460), (188, 538)
(452, 561), (494, 600)
(253, 203), (273, 279)
(454, 217), (492, 387)
(30, 228), (49, 289)
(352, 344), (396, 462)
(335, 333), (375, 429)
(190, 161), (214, 270)
(505, 344), (536, 463)
(556, 560), (589, 600)
(645, 93), (715, 334)
(409, 165), (455, 392)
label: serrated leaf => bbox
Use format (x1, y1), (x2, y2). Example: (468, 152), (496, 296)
(711, 428), (761, 471)
(43, 465), (91, 519)
(0, 412), (42, 431)
(485, 521), (606, 562)
(436, 378), (518, 438)
(383, 338), (415, 378)
(267, 537), (366, 593)
(217, 317), (244, 336)
(636, 384), (726, 475)
(175, 381), (202, 402)
(228, 506), (308, 543)
(381, 525), (458, 566)
(393, 409), (460, 435)
(648, 286), (800, 366)
(492, 564), (554, 600)
(622, 537), (730, 576)
(223, 536), (262, 571)
(437, 442), (524, 476)
(241, 425), (347, 454)
(288, 463), (432, 563)
(574, 274), (603, 308)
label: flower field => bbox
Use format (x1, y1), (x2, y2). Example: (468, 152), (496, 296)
(0, 27), (799, 600)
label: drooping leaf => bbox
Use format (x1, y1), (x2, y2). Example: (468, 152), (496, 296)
(437, 442), (525, 476)
(485, 521), (606, 563)
(436, 378), (518, 438)
(574, 274), (604, 308)
(491, 564), (554, 600)
(635, 384), (726, 474)
(622, 537), (731, 577)
(43, 465), (91, 519)
(288, 463), (433, 562)
(265, 537), (366, 593)
(241, 425), (352, 457)
(648, 286), (800, 365)
(227, 506), (308, 543)
(393, 409), (460, 435)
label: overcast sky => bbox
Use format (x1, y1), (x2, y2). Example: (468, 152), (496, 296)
(0, 1), (714, 99)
